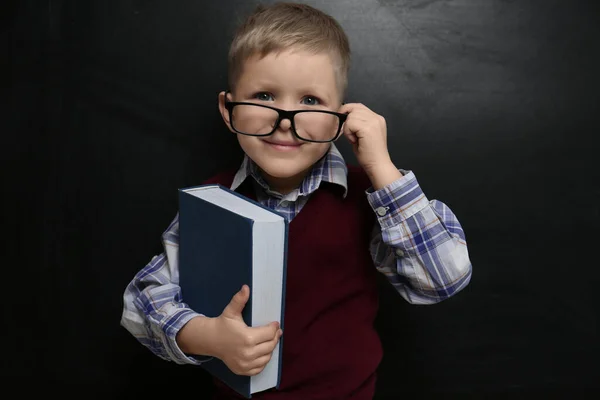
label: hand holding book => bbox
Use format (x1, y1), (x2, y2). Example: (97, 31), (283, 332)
(178, 285), (283, 377)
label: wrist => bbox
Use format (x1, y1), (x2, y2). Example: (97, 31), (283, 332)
(176, 315), (218, 358)
(365, 161), (402, 190)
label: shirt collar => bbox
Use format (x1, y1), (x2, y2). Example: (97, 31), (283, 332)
(230, 143), (348, 198)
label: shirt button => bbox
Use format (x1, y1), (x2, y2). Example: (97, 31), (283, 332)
(280, 201), (289, 207)
(395, 249), (405, 257)
(376, 207), (387, 216)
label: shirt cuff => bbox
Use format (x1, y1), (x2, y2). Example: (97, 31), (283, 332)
(163, 309), (214, 365)
(366, 170), (430, 229)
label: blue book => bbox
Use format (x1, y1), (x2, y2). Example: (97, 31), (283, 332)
(178, 183), (288, 398)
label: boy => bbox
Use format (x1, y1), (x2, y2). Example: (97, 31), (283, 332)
(121, 2), (472, 399)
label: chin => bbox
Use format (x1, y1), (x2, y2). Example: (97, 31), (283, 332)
(255, 159), (310, 180)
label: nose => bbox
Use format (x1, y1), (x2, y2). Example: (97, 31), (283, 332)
(278, 117), (292, 132)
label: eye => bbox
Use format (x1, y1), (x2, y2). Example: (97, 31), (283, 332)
(301, 96), (320, 106)
(253, 92), (274, 101)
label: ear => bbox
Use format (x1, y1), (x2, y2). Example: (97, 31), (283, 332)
(218, 91), (235, 133)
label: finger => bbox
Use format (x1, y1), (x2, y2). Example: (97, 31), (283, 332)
(250, 321), (280, 345)
(222, 285), (250, 319)
(338, 102), (368, 114)
(251, 330), (283, 357)
(343, 114), (380, 139)
(343, 128), (358, 144)
(248, 353), (273, 371)
(342, 118), (364, 140)
(247, 365), (267, 376)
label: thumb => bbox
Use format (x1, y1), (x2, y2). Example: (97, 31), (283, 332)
(222, 285), (249, 320)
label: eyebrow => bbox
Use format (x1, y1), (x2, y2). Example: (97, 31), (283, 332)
(301, 87), (332, 102)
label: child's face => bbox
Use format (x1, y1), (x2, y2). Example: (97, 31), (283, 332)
(219, 49), (342, 193)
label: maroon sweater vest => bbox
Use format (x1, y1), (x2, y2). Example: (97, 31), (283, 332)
(204, 165), (383, 400)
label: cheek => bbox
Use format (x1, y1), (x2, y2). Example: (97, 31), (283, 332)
(237, 135), (258, 153)
(311, 143), (331, 161)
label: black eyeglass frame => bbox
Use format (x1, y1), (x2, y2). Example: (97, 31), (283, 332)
(224, 94), (347, 143)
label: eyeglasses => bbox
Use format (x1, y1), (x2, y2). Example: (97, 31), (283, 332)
(224, 96), (347, 143)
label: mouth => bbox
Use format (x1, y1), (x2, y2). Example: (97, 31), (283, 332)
(263, 140), (304, 151)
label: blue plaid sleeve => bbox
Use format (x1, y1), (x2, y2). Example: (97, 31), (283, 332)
(367, 171), (472, 304)
(120, 213), (213, 364)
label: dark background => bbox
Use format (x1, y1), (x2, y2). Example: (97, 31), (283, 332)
(3, 0), (599, 398)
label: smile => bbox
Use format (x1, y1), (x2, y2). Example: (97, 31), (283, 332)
(263, 140), (304, 151)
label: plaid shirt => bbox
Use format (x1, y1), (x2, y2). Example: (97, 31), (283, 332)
(121, 144), (472, 364)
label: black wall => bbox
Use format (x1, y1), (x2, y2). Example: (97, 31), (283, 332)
(4, 0), (599, 397)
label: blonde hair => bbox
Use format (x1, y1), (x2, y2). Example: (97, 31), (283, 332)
(228, 2), (351, 98)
